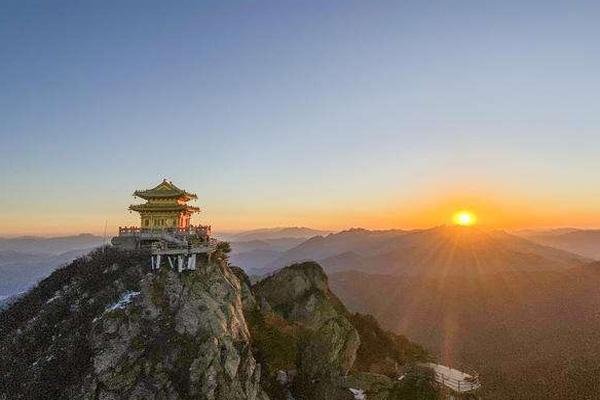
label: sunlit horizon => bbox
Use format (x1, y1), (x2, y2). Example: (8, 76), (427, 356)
(2, 2), (600, 237)
(3, 199), (600, 237)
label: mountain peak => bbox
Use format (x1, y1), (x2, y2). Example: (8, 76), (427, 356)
(0, 248), (268, 400)
(254, 261), (336, 324)
(1, 248), (435, 400)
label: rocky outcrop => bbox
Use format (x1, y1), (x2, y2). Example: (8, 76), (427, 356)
(254, 262), (360, 400)
(0, 248), (269, 400)
(0, 249), (434, 400)
(86, 261), (268, 400)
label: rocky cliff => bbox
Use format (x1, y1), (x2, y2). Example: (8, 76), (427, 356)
(0, 248), (435, 400)
(253, 262), (360, 399)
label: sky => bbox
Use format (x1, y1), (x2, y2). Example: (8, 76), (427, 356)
(1, 0), (600, 236)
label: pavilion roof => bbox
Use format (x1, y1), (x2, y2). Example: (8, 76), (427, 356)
(129, 203), (200, 213)
(133, 180), (198, 201)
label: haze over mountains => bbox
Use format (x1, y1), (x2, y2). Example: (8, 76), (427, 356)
(4, 227), (597, 298)
(5, 226), (597, 296)
(2, 225), (600, 399)
(518, 228), (600, 259)
(223, 227), (331, 273)
(0, 228), (327, 298)
(219, 226), (331, 242)
(0, 234), (104, 254)
(226, 226), (600, 399)
(0, 234), (104, 298)
(253, 226), (589, 277)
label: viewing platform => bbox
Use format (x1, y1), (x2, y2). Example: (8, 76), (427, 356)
(113, 225), (218, 272)
(112, 225), (211, 249)
(420, 363), (481, 399)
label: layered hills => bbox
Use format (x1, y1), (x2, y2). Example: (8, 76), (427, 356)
(0, 233), (103, 254)
(5, 226), (598, 399)
(222, 226), (599, 400)
(221, 227), (331, 242)
(270, 226), (588, 276)
(518, 228), (600, 259)
(0, 234), (104, 297)
(275, 227), (598, 400)
(224, 228), (331, 273)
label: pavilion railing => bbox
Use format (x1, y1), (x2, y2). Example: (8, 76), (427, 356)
(118, 225), (211, 237)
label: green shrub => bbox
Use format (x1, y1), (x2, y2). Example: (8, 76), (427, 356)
(390, 365), (440, 400)
(247, 309), (301, 374)
(350, 313), (430, 375)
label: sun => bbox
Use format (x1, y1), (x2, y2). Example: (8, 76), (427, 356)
(453, 210), (477, 226)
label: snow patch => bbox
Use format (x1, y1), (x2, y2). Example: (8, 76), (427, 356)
(46, 292), (61, 304)
(349, 388), (366, 400)
(105, 291), (141, 313)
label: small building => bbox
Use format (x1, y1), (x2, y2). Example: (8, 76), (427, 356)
(112, 180), (217, 271)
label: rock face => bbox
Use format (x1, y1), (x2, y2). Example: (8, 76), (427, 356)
(0, 248), (268, 400)
(254, 262), (360, 400)
(87, 262), (267, 400)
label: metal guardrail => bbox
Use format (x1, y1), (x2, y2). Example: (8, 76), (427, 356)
(420, 363), (481, 393)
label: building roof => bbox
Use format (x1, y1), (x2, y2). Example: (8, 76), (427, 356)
(129, 203), (200, 213)
(133, 180), (198, 201)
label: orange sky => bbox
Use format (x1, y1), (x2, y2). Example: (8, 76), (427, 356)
(2, 188), (599, 237)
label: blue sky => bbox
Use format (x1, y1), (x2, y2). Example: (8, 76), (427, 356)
(1, 1), (600, 235)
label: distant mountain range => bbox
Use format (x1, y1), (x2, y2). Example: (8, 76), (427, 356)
(0, 234), (104, 297)
(260, 226), (588, 277)
(3, 226), (600, 399)
(224, 227), (331, 273)
(228, 238), (307, 272)
(226, 226), (600, 399)
(247, 226), (596, 400)
(5, 227), (597, 296)
(221, 226), (331, 241)
(516, 228), (600, 259)
(0, 233), (104, 254)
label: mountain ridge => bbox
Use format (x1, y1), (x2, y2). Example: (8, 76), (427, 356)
(221, 227), (332, 242)
(0, 247), (435, 400)
(517, 228), (600, 259)
(0, 233), (104, 254)
(268, 226), (588, 277)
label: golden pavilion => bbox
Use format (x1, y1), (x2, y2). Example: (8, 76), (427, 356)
(129, 179), (200, 229)
(112, 180), (216, 271)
